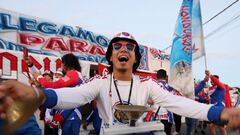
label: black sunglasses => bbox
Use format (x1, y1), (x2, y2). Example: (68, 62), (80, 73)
(112, 43), (136, 51)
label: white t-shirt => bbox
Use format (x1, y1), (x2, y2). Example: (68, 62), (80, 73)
(52, 74), (211, 131)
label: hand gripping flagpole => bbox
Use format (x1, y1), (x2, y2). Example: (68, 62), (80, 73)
(23, 48), (32, 80)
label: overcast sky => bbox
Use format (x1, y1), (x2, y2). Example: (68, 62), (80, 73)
(0, 0), (240, 86)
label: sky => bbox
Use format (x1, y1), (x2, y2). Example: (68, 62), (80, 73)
(0, 0), (240, 86)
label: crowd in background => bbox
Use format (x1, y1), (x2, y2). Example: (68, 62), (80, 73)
(11, 52), (238, 135)
(1, 32), (240, 135)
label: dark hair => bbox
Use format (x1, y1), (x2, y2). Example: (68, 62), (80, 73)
(61, 53), (81, 72)
(213, 75), (219, 79)
(157, 69), (167, 79)
(42, 70), (53, 79)
(105, 38), (142, 73)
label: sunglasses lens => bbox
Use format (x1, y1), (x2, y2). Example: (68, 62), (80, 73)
(113, 43), (135, 51)
(126, 43), (135, 51)
(113, 43), (122, 50)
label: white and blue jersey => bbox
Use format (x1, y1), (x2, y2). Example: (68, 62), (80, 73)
(42, 74), (225, 135)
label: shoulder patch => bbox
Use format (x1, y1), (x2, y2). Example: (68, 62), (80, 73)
(139, 76), (151, 83)
(85, 74), (108, 83)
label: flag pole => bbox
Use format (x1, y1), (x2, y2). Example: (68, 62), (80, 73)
(204, 51), (208, 70)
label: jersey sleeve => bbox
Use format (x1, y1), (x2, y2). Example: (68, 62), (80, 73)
(43, 76), (102, 109)
(38, 70), (81, 88)
(195, 80), (206, 95)
(210, 75), (225, 90)
(148, 79), (223, 122)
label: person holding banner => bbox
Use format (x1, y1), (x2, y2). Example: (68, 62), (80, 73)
(195, 85), (209, 134)
(24, 53), (84, 135)
(207, 71), (227, 135)
(0, 51), (42, 135)
(1, 32), (240, 135)
(44, 69), (63, 135)
(24, 55), (58, 135)
(32, 53), (84, 135)
(185, 72), (209, 135)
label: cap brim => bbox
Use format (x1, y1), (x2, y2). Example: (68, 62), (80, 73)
(109, 37), (138, 46)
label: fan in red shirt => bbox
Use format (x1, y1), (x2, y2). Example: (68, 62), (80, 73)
(32, 53), (84, 135)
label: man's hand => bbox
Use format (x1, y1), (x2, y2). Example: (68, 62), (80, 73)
(0, 80), (45, 134)
(29, 78), (41, 87)
(205, 70), (210, 76)
(28, 78), (35, 85)
(0, 80), (44, 119)
(23, 56), (32, 66)
(33, 72), (41, 80)
(221, 108), (240, 129)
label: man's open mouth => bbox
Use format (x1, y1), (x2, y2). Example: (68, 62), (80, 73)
(118, 56), (129, 62)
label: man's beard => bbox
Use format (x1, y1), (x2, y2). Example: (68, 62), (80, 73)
(117, 68), (127, 73)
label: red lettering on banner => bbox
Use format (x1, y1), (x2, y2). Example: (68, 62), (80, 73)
(183, 23), (191, 29)
(0, 52), (17, 71)
(69, 39), (88, 53)
(19, 33), (45, 46)
(43, 57), (51, 71)
(183, 29), (191, 34)
(181, 6), (189, 16)
(181, 6), (190, 24)
(29, 56), (42, 69)
(98, 63), (109, 76)
(55, 59), (62, 70)
(22, 60), (29, 72)
(89, 44), (105, 56)
(45, 38), (69, 52)
(0, 52), (17, 79)
(180, 5), (192, 54)
(182, 33), (191, 46)
(0, 53), (2, 70)
(0, 52), (65, 80)
(18, 33), (106, 56)
(182, 46), (191, 55)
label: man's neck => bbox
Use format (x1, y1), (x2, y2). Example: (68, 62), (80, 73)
(113, 70), (132, 81)
(158, 79), (166, 82)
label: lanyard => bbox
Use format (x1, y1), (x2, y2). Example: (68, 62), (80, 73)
(113, 76), (133, 105)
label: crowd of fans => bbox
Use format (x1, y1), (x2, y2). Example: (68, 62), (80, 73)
(1, 32), (240, 135)
(13, 54), (238, 135)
